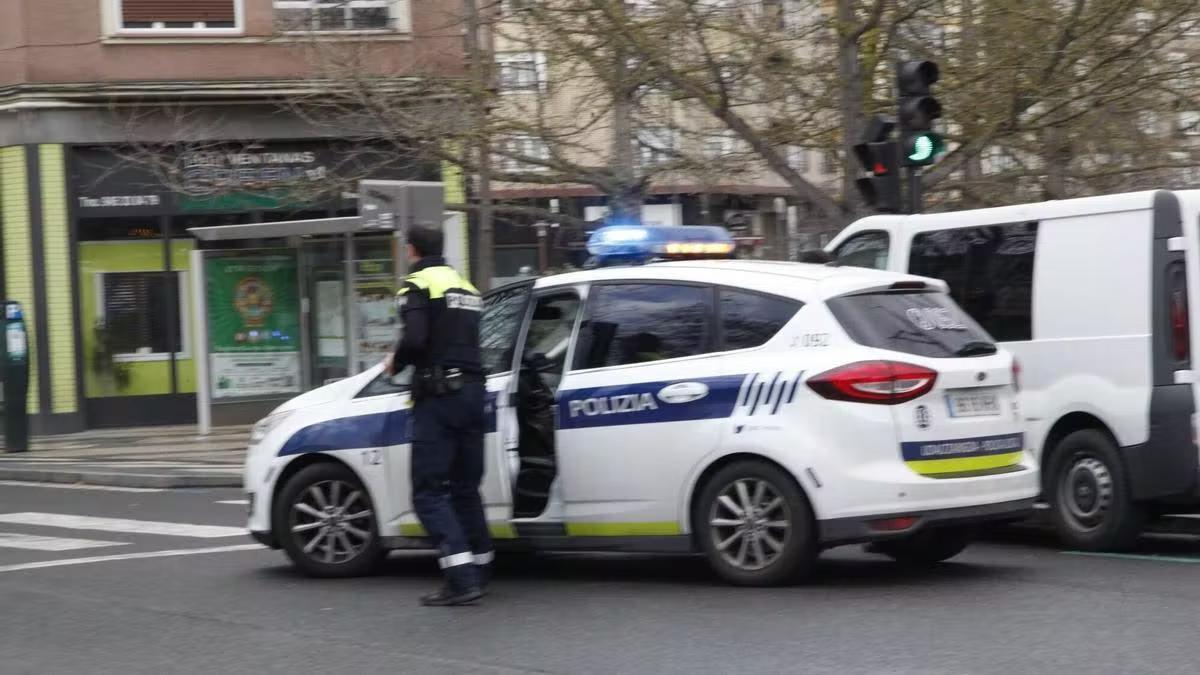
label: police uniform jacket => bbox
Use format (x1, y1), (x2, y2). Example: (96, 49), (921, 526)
(392, 256), (483, 375)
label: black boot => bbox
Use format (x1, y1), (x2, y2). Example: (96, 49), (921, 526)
(475, 563), (492, 596)
(420, 585), (482, 606)
(420, 564), (481, 607)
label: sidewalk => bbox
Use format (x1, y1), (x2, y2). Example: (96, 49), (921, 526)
(0, 425), (248, 489)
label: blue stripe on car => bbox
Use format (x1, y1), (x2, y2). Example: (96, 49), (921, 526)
(900, 433), (1025, 462)
(557, 374), (746, 430)
(278, 391), (499, 456)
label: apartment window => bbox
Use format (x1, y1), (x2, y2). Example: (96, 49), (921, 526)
(703, 132), (740, 159)
(98, 272), (188, 360)
(787, 146), (810, 172)
(275, 0), (405, 32)
(496, 52), (548, 92)
(115, 0), (241, 32)
(1134, 11), (1154, 33)
(638, 128), (677, 166)
(502, 0), (535, 12)
(1179, 111), (1200, 136)
(984, 146), (1017, 173)
(496, 135), (551, 173)
(821, 151), (838, 174)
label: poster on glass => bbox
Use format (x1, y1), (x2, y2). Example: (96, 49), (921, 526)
(206, 254), (303, 399)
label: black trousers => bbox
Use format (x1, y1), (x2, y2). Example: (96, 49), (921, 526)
(410, 381), (492, 583)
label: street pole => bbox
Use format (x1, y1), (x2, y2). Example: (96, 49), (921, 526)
(463, 0), (494, 291)
(536, 222), (549, 273)
(908, 166), (922, 214)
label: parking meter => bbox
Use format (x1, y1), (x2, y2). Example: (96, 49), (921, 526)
(3, 301), (29, 453)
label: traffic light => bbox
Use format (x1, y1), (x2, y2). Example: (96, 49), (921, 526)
(896, 60), (944, 167)
(853, 116), (901, 213)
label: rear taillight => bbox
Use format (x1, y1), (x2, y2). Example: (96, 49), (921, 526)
(1171, 289), (1190, 362)
(807, 361), (938, 405)
(1012, 358), (1021, 393)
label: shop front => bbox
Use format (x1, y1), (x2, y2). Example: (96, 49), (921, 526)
(70, 141), (435, 429)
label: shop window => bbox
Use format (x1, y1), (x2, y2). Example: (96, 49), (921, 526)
(79, 217), (162, 242)
(494, 247), (539, 286)
(113, 0), (242, 33)
(98, 272), (187, 360)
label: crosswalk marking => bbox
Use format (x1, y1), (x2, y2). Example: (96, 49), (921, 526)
(0, 481), (163, 493)
(0, 544), (263, 574)
(0, 513), (246, 539)
(0, 533), (128, 551)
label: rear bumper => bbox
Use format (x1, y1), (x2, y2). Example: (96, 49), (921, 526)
(817, 497), (1036, 546)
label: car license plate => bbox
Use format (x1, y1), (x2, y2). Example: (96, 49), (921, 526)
(946, 390), (1001, 417)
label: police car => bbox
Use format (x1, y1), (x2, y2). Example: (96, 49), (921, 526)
(243, 225), (1038, 586)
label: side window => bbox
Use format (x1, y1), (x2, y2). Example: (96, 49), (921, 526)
(909, 222), (1038, 341)
(574, 283), (713, 370)
(521, 293), (582, 392)
(833, 231), (890, 269)
(1167, 261), (1190, 366)
(719, 288), (802, 351)
(480, 285), (531, 375)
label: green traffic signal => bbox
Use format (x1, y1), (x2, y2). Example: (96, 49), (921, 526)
(904, 132), (945, 165)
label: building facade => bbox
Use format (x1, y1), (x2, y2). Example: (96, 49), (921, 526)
(0, 0), (461, 432)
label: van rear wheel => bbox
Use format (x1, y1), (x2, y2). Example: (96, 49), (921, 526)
(1047, 429), (1144, 551)
(693, 460), (817, 586)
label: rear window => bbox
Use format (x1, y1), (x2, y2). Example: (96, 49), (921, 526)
(826, 291), (997, 358)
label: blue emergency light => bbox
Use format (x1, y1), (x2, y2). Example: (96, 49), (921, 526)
(586, 225), (736, 266)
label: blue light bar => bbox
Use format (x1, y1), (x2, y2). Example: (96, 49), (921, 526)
(587, 225), (736, 266)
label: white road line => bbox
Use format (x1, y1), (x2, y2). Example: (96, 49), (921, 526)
(0, 481), (163, 493)
(0, 513), (246, 539)
(0, 533), (129, 551)
(0, 458), (81, 463)
(49, 462), (242, 470)
(0, 544), (264, 574)
(216, 500), (249, 505)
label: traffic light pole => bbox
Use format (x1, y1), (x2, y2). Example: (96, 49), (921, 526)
(907, 167), (922, 214)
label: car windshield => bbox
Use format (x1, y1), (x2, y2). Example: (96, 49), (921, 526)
(826, 290), (997, 358)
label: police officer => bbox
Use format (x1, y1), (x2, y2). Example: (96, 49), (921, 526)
(386, 225), (492, 606)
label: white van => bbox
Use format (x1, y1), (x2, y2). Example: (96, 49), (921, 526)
(826, 190), (1200, 550)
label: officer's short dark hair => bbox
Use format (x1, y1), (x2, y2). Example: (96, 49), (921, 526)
(797, 249), (834, 264)
(408, 226), (444, 258)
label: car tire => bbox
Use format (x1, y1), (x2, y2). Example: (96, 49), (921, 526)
(693, 460), (817, 586)
(1046, 429), (1144, 551)
(868, 527), (971, 565)
(274, 461), (386, 578)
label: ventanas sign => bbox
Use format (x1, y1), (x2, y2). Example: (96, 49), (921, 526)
(177, 150), (328, 197)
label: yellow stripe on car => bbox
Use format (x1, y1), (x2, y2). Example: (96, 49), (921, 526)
(564, 522), (681, 537)
(905, 451), (1024, 476)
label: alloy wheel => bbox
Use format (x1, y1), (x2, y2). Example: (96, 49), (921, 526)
(289, 479), (375, 565)
(708, 478), (792, 571)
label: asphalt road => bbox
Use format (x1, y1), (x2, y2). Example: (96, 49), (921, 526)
(2, 482), (1200, 674)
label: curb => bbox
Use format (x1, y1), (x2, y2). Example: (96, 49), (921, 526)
(0, 467), (242, 489)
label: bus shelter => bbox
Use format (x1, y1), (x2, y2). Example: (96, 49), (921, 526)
(188, 209), (466, 433)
